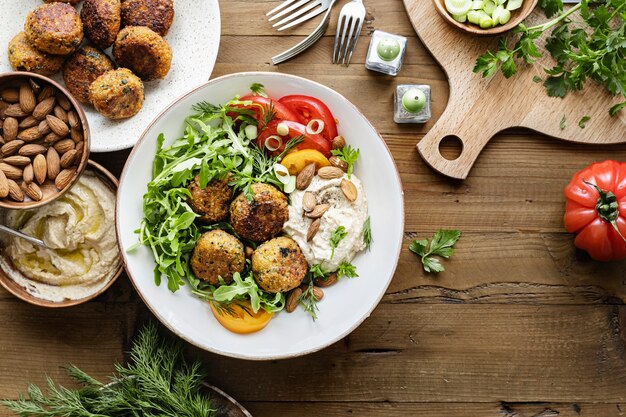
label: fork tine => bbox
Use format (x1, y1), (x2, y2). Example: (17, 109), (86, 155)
(275, 5), (325, 31)
(342, 17), (362, 65)
(268, 0), (313, 21)
(267, 0), (300, 17)
(334, 15), (352, 64)
(331, 15), (344, 63)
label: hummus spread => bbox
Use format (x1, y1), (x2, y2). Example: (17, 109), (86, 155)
(1, 171), (120, 301)
(284, 174), (368, 272)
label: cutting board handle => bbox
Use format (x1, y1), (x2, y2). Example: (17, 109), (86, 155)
(417, 108), (497, 180)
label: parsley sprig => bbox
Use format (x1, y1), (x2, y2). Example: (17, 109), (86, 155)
(474, 0), (626, 116)
(329, 226), (348, 259)
(409, 230), (462, 273)
(331, 145), (360, 178)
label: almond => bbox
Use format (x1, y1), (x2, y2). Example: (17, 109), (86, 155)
(285, 288), (303, 313)
(74, 141), (84, 156)
(46, 115), (69, 137)
(7, 179), (23, 202)
(37, 85), (56, 103)
(0, 119), (3, 130)
(296, 163), (316, 190)
(305, 203), (330, 219)
(33, 154), (47, 184)
(44, 132), (62, 144)
(19, 144), (47, 157)
(53, 138), (74, 153)
(67, 111), (79, 129)
(1, 89), (19, 103)
(312, 286), (324, 301)
(332, 135), (346, 150)
(23, 163), (34, 183)
(60, 149), (77, 168)
(318, 166), (345, 180)
(19, 116), (39, 129)
(341, 178), (358, 202)
(0, 170), (9, 198)
(55, 167), (75, 190)
(3, 155), (31, 166)
(56, 93), (71, 111)
(307, 218), (321, 242)
(19, 83), (36, 113)
(32, 97), (55, 120)
(17, 126), (43, 142)
(314, 272), (338, 288)
(329, 155), (348, 172)
(302, 191), (317, 212)
(0, 163), (23, 180)
(4, 103), (28, 118)
(2, 117), (18, 142)
(0, 101), (8, 118)
(22, 181), (42, 201)
(46, 147), (60, 180)
(1, 140), (24, 156)
(29, 79), (41, 94)
(38, 120), (51, 136)
(53, 105), (68, 123)
(70, 127), (83, 143)
(0, 134), (4, 145)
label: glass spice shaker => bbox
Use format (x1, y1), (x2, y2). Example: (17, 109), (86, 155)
(394, 85), (432, 124)
(365, 30), (408, 76)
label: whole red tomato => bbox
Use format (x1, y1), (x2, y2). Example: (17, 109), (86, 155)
(564, 160), (626, 261)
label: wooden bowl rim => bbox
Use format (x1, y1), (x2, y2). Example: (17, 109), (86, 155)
(0, 71), (90, 210)
(0, 160), (122, 308)
(432, 0), (539, 36)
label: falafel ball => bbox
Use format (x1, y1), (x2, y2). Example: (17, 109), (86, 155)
(81, 0), (121, 50)
(187, 175), (233, 223)
(8, 32), (64, 75)
(252, 237), (308, 293)
(190, 230), (245, 285)
(120, 0), (174, 36)
(63, 46), (115, 104)
(25, 3), (83, 55)
(44, 0), (82, 4)
(89, 68), (144, 119)
(113, 26), (172, 81)
(230, 183), (289, 243)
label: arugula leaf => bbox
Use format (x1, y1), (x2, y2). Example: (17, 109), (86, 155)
(578, 115), (591, 128)
(329, 226), (347, 259)
(409, 230), (461, 274)
(331, 145), (360, 178)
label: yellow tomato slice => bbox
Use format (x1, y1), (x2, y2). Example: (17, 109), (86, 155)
(280, 149), (330, 175)
(209, 300), (273, 334)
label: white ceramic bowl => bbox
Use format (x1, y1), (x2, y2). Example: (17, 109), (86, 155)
(116, 72), (404, 360)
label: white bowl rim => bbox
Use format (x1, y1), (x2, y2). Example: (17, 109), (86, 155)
(116, 71), (405, 360)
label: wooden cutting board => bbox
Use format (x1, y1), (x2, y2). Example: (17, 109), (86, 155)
(402, 1), (626, 179)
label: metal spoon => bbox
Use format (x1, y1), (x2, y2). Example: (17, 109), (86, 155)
(0, 224), (49, 249)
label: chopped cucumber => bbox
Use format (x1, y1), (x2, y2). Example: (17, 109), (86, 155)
(444, 0), (473, 16)
(453, 13), (468, 22)
(506, 0), (523, 10)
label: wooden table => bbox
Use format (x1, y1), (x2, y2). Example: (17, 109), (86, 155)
(2, 1), (626, 416)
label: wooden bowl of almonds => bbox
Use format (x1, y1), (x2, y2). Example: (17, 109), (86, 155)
(0, 71), (89, 209)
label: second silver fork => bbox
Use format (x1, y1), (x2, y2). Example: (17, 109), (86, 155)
(332, 0), (366, 66)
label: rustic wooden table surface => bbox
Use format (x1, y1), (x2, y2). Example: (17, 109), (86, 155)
(2, 1), (626, 416)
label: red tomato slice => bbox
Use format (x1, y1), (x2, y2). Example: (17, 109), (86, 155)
(234, 95), (298, 129)
(257, 120), (332, 157)
(278, 95), (338, 142)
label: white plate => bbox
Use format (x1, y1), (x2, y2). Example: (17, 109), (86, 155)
(0, 0), (221, 153)
(117, 72), (405, 360)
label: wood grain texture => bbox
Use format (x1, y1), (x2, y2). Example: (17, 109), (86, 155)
(404, 1), (626, 179)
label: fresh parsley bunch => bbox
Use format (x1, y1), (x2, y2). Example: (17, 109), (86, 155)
(410, 230), (462, 273)
(474, 0), (626, 116)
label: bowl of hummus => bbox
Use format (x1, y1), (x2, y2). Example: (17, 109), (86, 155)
(0, 160), (122, 307)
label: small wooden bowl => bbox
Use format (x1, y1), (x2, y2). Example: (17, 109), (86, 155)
(433, 0), (538, 36)
(0, 71), (90, 210)
(0, 160), (121, 308)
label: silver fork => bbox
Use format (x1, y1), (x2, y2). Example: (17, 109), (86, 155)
(272, 0), (338, 65)
(332, 0), (366, 66)
(267, 0), (333, 31)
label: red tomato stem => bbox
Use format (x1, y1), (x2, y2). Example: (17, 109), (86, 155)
(583, 178), (626, 243)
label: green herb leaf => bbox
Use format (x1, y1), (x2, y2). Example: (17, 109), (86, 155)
(578, 115), (591, 128)
(249, 83), (268, 98)
(409, 230), (461, 274)
(337, 261), (359, 279)
(331, 145), (360, 178)
(329, 226), (348, 260)
(362, 216), (372, 251)
(560, 115), (566, 130)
